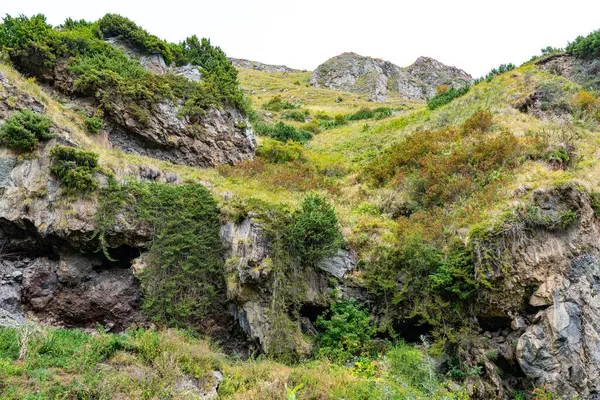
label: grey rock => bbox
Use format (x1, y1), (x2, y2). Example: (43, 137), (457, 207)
(0, 308), (24, 328)
(229, 58), (302, 73)
(308, 52), (472, 102)
(173, 64), (203, 82)
(317, 249), (355, 280)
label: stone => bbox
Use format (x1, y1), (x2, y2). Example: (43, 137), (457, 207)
(316, 249), (356, 280)
(308, 52), (472, 102)
(229, 58), (302, 73)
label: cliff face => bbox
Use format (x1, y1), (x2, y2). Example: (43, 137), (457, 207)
(308, 52), (472, 101)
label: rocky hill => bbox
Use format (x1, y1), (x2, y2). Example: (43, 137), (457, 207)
(3, 12), (600, 400)
(308, 52), (472, 101)
(229, 57), (302, 73)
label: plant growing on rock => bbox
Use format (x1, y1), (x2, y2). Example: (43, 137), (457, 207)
(49, 145), (99, 193)
(0, 110), (53, 151)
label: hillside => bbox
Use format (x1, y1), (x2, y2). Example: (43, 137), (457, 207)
(1, 13), (600, 400)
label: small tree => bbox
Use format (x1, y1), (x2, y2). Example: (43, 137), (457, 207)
(0, 110), (53, 151)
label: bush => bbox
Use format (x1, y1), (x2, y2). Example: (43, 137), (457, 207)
(316, 300), (374, 362)
(263, 95), (299, 112)
(386, 342), (437, 392)
(461, 110), (493, 134)
(287, 194), (343, 266)
(567, 30), (600, 59)
(282, 110), (308, 122)
(473, 63), (516, 85)
(84, 116), (103, 134)
(257, 138), (305, 163)
(0, 110), (53, 151)
(49, 145), (99, 193)
(269, 122), (313, 143)
(427, 86), (470, 110)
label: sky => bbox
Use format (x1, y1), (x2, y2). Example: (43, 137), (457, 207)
(2, 0), (600, 77)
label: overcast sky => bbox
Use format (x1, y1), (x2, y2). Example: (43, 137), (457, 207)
(2, 0), (600, 77)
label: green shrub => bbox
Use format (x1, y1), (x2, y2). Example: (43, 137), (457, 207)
(0, 110), (53, 151)
(135, 183), (224, 326)
(96, 13), (173, 64)
(269, 122), (313, 143)
(282, 110), (308, 122)
(473, 63), (516, 85)
(591, 191), (600, 217)
(316, 300), (374, 362)
(49, 145), (99, 193)
(263, 95), (299, 111)
(287, 194), (343, 266)
(427, 86), (470, 110)
(348, 107), (375, 121)
(257, 138), (306, 163)
(84, 116), (103, 134)
(567, 29), (600, 59)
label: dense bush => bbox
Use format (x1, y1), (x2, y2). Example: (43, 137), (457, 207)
(0, 14), (248, 122)
(84, 116), (103, 134)
(259, 121), (313, 143)
(136, 183), (224, 326)
(282, 110), (308, 122)
(262, 95), (299, 112)
(427, 86), (470, 110)
(49, 145), (99, 193)
(567, 29), (600, 59)
(256, 138), (306, 163)
(316, 300), (375, 362)
(287, 194), (343, 266)
(0, 110), (53, 151)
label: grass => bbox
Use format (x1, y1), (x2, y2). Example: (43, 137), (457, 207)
(0, 326), (467, 399)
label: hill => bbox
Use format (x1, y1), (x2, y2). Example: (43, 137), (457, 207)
(308, 52), (472, 101)
(1, 13), (600, 400)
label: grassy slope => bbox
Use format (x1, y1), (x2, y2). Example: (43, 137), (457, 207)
(1, 56), (599, 399)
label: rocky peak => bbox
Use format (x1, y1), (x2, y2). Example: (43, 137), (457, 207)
(229, 58), (302, 73)
(308, 52), (472, 102)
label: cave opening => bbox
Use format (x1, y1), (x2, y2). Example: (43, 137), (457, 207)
(100, 244), (142, 269)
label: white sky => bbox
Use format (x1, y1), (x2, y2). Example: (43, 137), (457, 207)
(2, 0), (600, 77)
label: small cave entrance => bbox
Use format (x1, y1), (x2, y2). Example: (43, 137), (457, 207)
(392, 319), (434, 343)
(99, 244), (142, 269)
(299, 303), (328, 324)
(478, 316), (512, 332)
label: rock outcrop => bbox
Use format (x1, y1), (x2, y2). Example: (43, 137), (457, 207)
(308, 52), (472, 101)
(229, 58), (302, 73)
(468, 185), (600, 399)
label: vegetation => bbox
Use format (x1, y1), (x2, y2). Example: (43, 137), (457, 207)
(567, 29), (600, 59)
(0, 13), (248, 124)
(427, 86), (470, 109)
(0, 109), (53, 151)
(316, 300), (375, 362)
(49, 145), (99, 193)
(263, 95), (299, 111)
(256, 121), (313, 143)
(473, 63), (516, 84)
(84, 116), (103, 134)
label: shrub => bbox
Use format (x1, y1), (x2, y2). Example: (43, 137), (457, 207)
(473, 63), (516, 85)
(263, 95), (299, 112)
(0, 110), (53, 151)
(135, 183), (224, 326)
(537, 81), (570, 112)
(348, 107), (375, 121)
(84, 116), (103, 134)
(461, 110), (493, 134)
(269, 122), (313, 143)
(49, 145), (99, 193)
(287, 194), (343, 266)
(316, 300), (374, 362)
(567, 30), (600, 59)
(257, 139), (305, 163)
(427, 86), (470, 110)
(282, 110), (308, 122)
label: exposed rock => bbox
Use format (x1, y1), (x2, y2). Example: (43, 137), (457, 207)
(316, 249), (355, 280)
(173, 371), (223, 399)
(229, 58), (302, 73)
(308, 52), (472, 101)
(537, 53), (600, 91)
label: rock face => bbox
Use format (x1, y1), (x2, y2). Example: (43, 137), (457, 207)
(229, 58), (302, 73)
(308, 52), (472, 101)
(469, 185), (600, 399)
